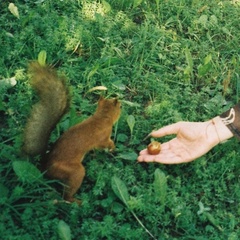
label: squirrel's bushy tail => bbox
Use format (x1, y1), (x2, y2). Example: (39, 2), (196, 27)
(23, 62), (70, 156)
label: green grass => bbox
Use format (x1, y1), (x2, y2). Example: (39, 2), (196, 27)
(0, 0), (240, 239)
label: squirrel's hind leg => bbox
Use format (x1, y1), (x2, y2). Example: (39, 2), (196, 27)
(62, 162), (85, 205)
(47, 161), (85, 205)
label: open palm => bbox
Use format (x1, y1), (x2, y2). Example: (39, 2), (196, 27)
(138, 120), (221, 164)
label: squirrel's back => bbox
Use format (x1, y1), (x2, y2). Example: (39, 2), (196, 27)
(23, 62), (70, 156)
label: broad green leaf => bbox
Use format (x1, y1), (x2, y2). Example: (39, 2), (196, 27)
(112, 81), (126, 91)
(210, 15), (218, 25)
(102, 0), (111, 12)
(198, 62), (212, 76)
(38, 50), (47, 66)
(112, 202), (124, 213)
(6, 32), (14, 38)
(127, 115), (135, 136)
(8, 3), (20, 19)
(198, 54), (212, 76)
(222, 27), (232, 36)
(121, 100), (140, 107)
(111, 176), (156, 239)
(204, 54), (212, 64)
(58, 220), (72, 240)
(133, 0), (143, 8)
(111, 176), (130, 207)
(205, 212), (223, 231)
(117, 151), (138, 161)
(198, 14), (208, 27)
(116, 133), (128, 143)
(35, 0), (45, 3)
(12, 161), (42, 183)
(153, 168), (167, 205)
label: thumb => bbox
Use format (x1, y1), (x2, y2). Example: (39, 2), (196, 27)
(151, 122), (182, 138)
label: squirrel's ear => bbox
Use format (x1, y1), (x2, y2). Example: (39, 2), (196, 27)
(99, 95), (104, 100)
(98, 96), (104, 104)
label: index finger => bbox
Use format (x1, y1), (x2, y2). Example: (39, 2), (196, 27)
(151, 122), (183, 138)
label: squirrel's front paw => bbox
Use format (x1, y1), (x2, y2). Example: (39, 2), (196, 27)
(108, 140), (115, 152)
(64, 197), (82, 206)
(109, 146), (115, 152)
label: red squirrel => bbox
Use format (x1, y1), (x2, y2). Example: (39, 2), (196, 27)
(23, 62), (121, 204)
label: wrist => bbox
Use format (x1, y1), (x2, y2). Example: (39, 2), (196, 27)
(211, 116), (234, 143)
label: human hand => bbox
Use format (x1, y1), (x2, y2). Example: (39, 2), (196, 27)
(138, 117), (233, 164)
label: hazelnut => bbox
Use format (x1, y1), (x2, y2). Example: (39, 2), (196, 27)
(147, 141), (161, 155)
